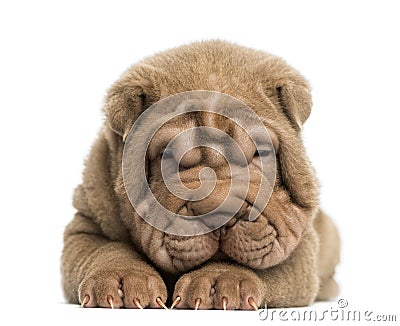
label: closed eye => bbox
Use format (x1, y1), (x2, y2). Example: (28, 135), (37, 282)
(254, 149), (271, 157)
(160, 148), (174, 160)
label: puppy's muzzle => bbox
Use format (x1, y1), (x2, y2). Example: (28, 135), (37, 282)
(177, 185), (253, 229)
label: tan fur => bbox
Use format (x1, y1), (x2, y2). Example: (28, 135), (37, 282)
(62, 40), (340, 309)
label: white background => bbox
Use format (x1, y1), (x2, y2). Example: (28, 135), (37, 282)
(1, 0), (399, 325)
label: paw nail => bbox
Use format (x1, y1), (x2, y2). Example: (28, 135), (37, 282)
(133, 298), (143, 309)
(194, 298), (201, 310)
(156, 297), (168, 310)
(170, 296), (181, 309)
(222, 297), (228, 311)
(118, 289), (124, 298)
(81, 294), (90, 308)
(107, 295), (114, 309)
(248, 297), (258, 310)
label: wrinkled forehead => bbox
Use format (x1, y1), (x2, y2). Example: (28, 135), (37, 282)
(148, 107), (278, 159)
(131, 91), (278, 162)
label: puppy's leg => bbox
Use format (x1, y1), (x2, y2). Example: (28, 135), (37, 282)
(255, 227), (320, 307)
(314, 209), (340, 300)
(171, 229), (319, 309)
(61, 213), (168, 309)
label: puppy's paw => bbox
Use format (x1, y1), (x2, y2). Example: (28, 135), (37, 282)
(171, 264), (264, 310)
(78, 269), (167, 309)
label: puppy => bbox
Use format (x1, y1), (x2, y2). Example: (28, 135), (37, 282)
(62, 40), (340, 309)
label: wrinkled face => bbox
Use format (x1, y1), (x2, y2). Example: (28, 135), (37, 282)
(147, 111), (277, 268)
(122, 93), (313, 273)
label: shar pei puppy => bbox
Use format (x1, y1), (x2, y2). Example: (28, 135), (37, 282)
(62, 40), (340, 310)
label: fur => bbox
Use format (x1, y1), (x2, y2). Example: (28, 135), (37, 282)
(62, 40), (340, 309)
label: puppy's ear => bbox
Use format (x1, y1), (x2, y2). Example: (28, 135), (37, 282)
(275, 80), (312, 131)
(273, 77), (317, 210)
(104, 67), (161, 142)
(278, 135), (319, 210)
(104, 83), (147, 142)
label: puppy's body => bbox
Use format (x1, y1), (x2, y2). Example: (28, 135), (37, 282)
(62, 41), (340, 309)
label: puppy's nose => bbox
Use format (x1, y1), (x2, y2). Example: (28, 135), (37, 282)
(185, 195), (249, 217)
(179, 147), (202, 169)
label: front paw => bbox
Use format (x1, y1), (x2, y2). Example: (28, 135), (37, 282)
(172, 263), (265, 310)
(79, 268), (167, 309)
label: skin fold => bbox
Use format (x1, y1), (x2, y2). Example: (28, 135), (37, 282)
(61, 40), (340, 309)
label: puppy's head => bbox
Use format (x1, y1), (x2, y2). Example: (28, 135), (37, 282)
(107, 41), (318, 273)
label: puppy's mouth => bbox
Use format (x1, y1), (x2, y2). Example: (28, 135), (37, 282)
(162, 203), (280, 272)
(134, 168), (274, 270)
(137, 193), (290, 273)
(134, 184), (313, 274)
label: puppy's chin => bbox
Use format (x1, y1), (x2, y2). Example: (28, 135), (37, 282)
(138, 216), (282, 273)
(136, 192), (312, 273)
(132, 167), (312, 272)
(136, 222), (220, 273)
(162, 232), (220, 272)
(219, 215), (284, 269)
